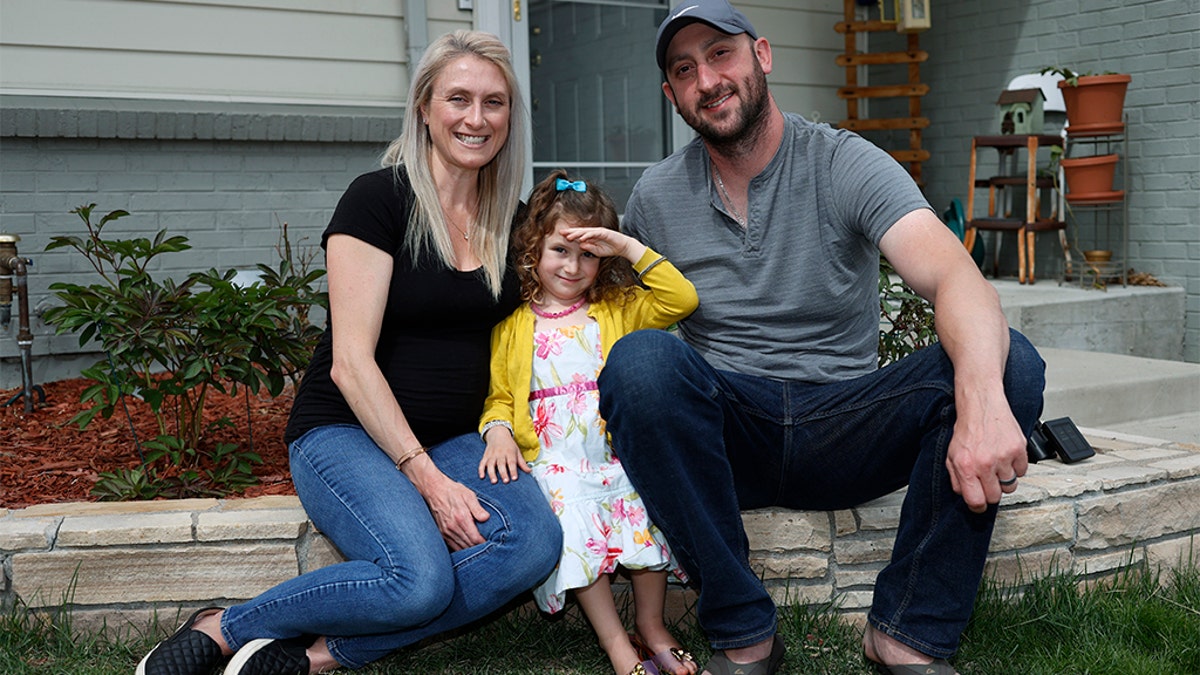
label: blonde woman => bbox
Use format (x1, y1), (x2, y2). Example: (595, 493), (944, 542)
(137, 30), (560, 675)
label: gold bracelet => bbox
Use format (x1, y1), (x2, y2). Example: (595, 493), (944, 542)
(394, 444), (427, 470)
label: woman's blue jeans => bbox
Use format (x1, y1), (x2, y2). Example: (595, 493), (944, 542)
(597, 329), (1045, 658)
(218, 427), (561, 669)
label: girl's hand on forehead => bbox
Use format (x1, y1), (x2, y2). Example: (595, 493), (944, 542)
(561, 227), (646, 263)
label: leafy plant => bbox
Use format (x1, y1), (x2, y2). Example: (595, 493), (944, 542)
(42, 204), (322, 499)
(254, 219), (327, 387)
(1038, 65), (1117, 86)
(878, 258), (937, 367)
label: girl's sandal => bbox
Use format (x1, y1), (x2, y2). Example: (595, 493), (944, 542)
(628, 660), (662, 675)
(629, 633), (653, 661)
(629, 633), (696, 675)
(652, 648), (697, 675)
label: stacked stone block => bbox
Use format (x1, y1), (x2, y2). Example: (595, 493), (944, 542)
(2, 431), (1197, 636)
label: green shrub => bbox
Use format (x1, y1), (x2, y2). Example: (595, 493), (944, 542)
(254, 219), (327, 388)
(43, 204), (326, 499)
(878, 258), (937, 367)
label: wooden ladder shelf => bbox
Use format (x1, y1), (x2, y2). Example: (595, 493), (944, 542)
(836, 2), (930, 184)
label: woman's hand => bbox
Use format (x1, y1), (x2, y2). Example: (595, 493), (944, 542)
(406, 456), (491, 551)
(562, 227), (647, 263)
(478, 427), (530, 484)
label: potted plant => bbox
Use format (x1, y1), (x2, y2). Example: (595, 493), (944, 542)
(1059, 153), (1122, 203)
(1040, 66), (1132, 136)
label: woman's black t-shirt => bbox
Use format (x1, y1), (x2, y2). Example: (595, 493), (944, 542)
(284, 167), (522, 446)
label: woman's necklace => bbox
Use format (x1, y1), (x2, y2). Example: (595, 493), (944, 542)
(711, 163), (746, 228)
(530, 298), (585, 319)
(446, 213), (472, 241)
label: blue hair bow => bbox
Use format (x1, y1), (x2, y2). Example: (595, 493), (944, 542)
(555, 178), (587, 193)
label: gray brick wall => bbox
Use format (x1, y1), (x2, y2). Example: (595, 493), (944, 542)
(920, 0), (1200, 362)
(0, 98), (399, 388)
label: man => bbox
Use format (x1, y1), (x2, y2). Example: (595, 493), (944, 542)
(596, 1), (1046, 674)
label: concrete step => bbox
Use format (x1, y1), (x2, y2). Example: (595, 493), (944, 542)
(1040, 347), (1200, 435)
(1100, 411), (1200, 446)
(993, 279), (1187, 362)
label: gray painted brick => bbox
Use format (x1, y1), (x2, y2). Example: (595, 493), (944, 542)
(1, 108), (20, 135)
(1, 170), (36, 192)
(35, 173), (99, 193)
(158, 172), (216, 192)
(115, 111), (138, 139)
(137, 111), (156, 139)
(95, 111), (117, 138)
(98, 172), (159, 192)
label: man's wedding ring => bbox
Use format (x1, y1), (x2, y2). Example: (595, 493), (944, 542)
(999, 474), (1018, 486)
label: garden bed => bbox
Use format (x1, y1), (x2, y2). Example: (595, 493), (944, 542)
(0, 378), (295, 508)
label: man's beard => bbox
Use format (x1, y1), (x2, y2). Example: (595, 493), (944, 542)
(675, 59), (771, 157)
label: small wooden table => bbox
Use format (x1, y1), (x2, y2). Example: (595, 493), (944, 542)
(964, 134), (1067, 284)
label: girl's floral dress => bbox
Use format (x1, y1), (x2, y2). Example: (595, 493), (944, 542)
(527, 321), (684, 614)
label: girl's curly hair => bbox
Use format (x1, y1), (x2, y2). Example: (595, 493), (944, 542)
(513, 169), (637, 305)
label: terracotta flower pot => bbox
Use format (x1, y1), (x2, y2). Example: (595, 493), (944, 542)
(1059, 74), (1131, 136)
(1061, 153), (1122, 203)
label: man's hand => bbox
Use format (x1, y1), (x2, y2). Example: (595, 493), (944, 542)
(945, 388), (1028, 513)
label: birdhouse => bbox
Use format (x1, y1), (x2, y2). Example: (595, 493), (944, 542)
(995, 88), (1045, 134)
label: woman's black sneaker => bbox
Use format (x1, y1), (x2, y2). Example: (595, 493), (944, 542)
(136, 606), (227, 675)
(223, 636), (312, 675)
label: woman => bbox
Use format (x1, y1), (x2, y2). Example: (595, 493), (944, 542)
(137, 30), (561, 675)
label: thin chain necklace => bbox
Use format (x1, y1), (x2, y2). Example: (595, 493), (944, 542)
(446, 213), (472, 241)
(530, 298), (585, 319)
(711, 163), (746, 228)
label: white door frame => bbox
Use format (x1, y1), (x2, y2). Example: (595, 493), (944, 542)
(476, 2), (534, 195)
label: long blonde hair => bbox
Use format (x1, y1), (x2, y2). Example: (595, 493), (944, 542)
(382, 30), (528, 299)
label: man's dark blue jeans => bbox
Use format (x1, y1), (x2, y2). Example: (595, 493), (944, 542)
(598, 328), (1045, 658)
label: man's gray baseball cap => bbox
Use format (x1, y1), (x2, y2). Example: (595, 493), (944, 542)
(656, 0), (758, 71)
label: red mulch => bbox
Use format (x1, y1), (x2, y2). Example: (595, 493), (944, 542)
(0, 378), (296, 509)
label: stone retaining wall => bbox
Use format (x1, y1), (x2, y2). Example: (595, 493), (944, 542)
(3, 428), (1197, 636)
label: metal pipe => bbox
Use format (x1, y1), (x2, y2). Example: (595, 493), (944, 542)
(1, 234), (42, 413)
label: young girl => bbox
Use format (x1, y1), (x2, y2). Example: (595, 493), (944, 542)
(478, 170), (699, 675)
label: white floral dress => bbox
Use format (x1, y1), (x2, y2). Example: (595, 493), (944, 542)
(527, 321), (683, 614)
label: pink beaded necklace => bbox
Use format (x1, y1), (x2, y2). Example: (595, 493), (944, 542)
(530, 298), (585, 319)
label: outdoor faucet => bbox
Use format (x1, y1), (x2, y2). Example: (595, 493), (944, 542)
(0, 233), (43, 413)
(0, 233), (19, 329)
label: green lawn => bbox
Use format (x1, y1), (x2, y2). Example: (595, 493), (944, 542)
(4, 561), (1197, 674)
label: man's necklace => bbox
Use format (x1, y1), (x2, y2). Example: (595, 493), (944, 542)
(711, 163), (746, 228)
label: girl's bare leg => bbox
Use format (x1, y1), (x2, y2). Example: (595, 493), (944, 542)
(630, 570), (696, 675)
(575, 575), (643, 675)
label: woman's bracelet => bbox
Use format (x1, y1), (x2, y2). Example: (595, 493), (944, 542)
(394, 444), (428, 471)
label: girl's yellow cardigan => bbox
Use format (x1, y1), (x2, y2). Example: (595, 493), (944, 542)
(479, 247), (698, 462)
